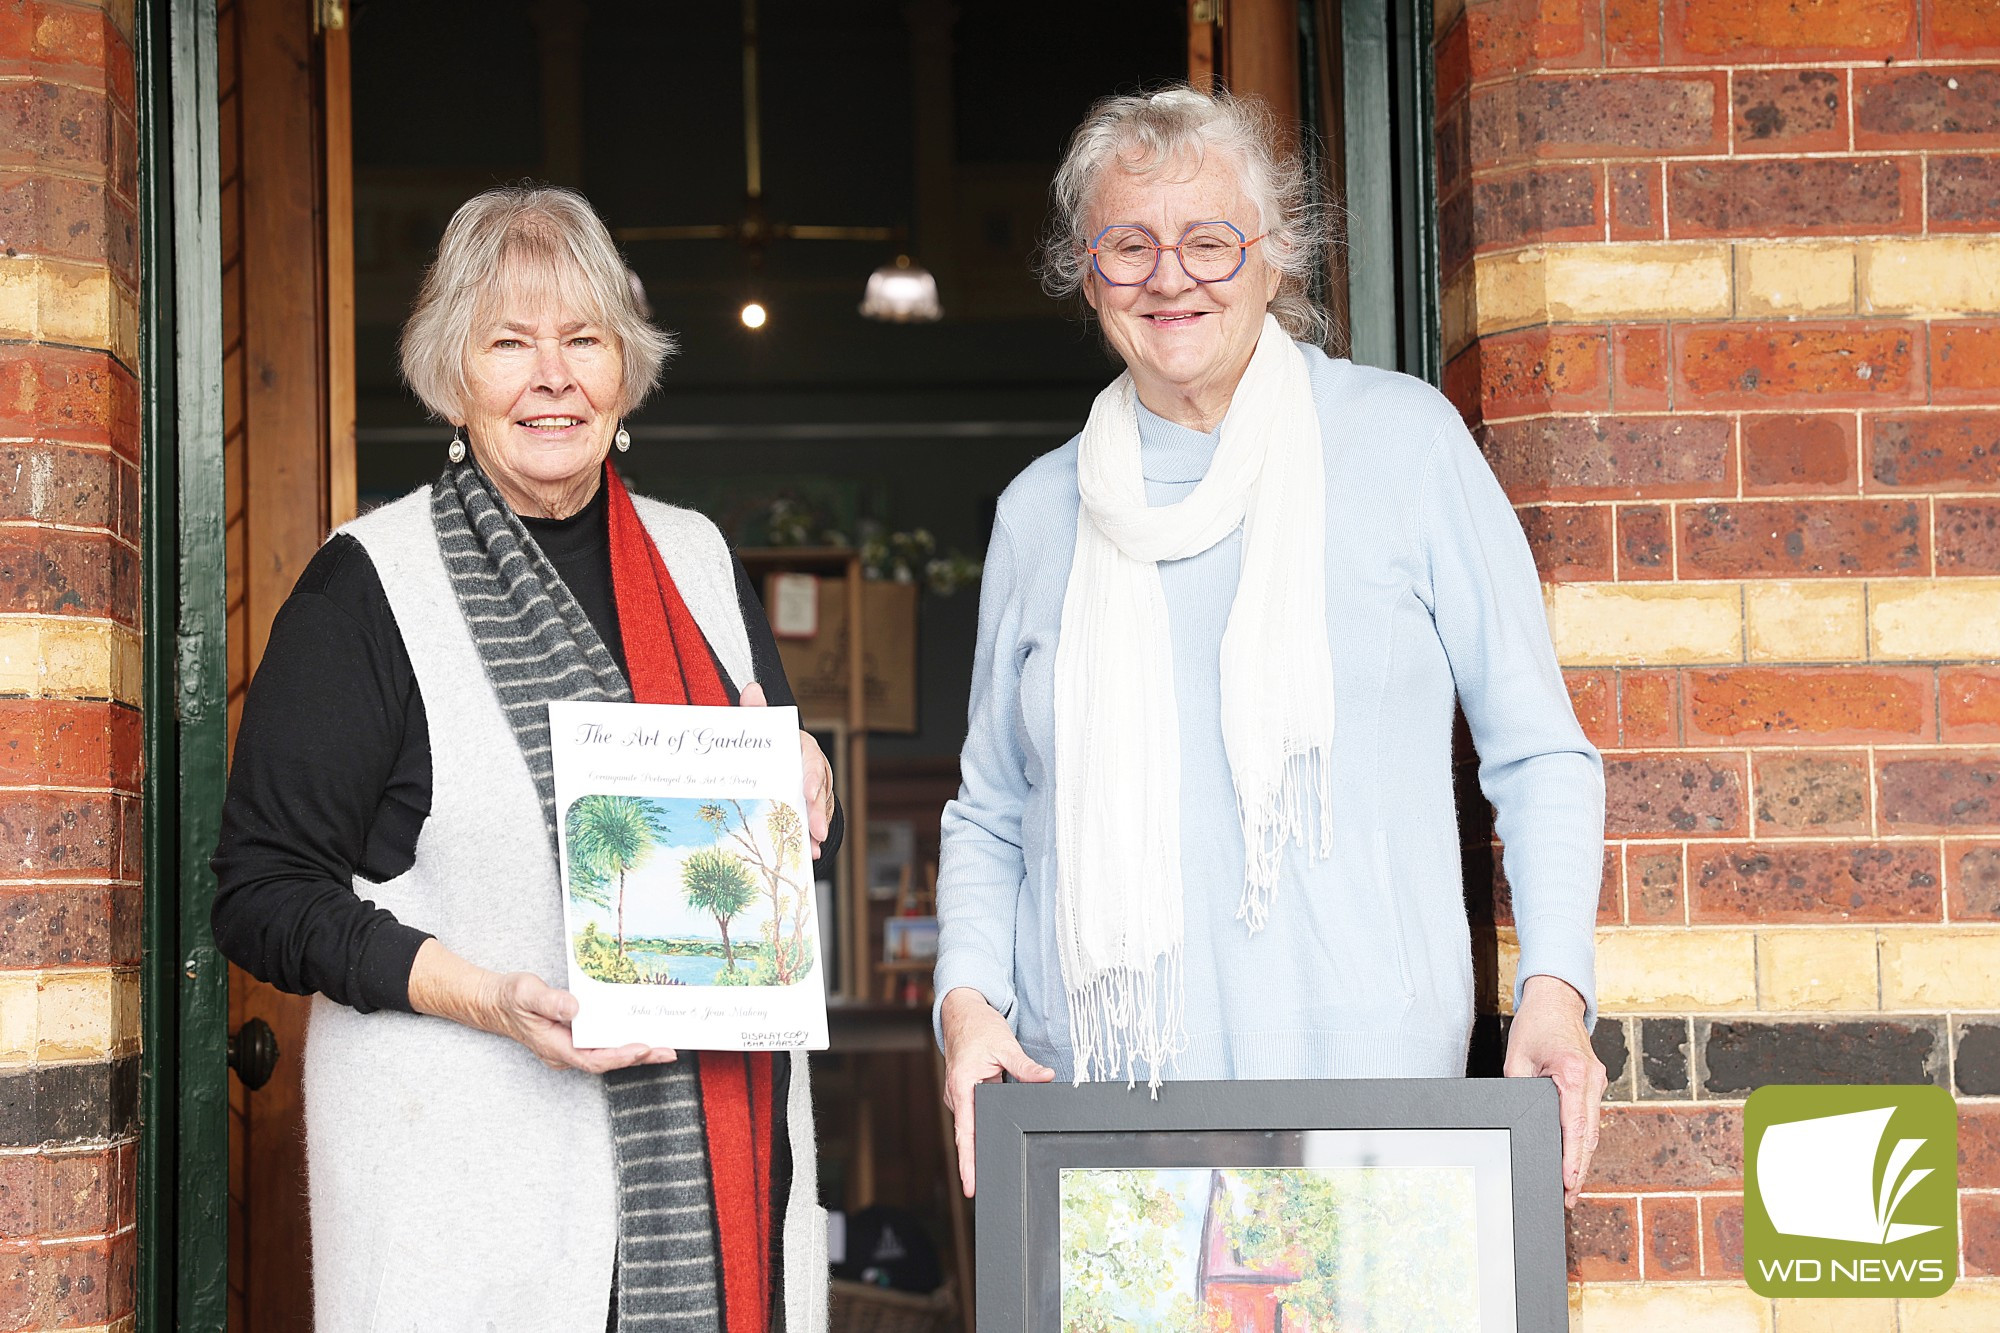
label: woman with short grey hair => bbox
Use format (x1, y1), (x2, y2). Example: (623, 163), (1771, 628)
(213, 185), (833, 1332)
(935, 85), (1608, 1203)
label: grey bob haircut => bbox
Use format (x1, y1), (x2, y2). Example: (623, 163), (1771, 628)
(399, 185), (676, 422)
(1039, 84), (1335, 349)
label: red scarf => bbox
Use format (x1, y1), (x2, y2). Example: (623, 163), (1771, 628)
(604, 462), (776, 1333)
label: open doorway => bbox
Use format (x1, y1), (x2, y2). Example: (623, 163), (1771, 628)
(205, 2), (1431, 1327)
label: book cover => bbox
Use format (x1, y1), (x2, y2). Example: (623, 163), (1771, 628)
(550, 699), (830, 1051)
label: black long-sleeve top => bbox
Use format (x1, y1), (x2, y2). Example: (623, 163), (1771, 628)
(211, 483), (841, 1013)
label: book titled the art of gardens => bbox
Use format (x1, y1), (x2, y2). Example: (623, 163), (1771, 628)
(549, 699), (830, 1051)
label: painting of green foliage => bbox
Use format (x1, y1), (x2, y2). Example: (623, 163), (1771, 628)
(563, 794), (818, 988)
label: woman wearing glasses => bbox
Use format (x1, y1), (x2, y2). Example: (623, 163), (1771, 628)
(934, 86), (1608, 1205)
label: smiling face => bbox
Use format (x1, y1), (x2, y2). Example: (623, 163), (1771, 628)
(1081, 147), (1282, 430)
(456, 270), (627, 518)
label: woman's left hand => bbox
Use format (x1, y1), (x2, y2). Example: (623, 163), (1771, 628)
(739, 682), (835, 858)
(1505, 973), (1607, 1209)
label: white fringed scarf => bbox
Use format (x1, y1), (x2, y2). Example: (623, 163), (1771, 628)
(1054, 315), (1337, 1088)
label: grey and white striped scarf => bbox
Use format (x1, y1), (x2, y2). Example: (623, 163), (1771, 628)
(432, 461), (726, 1332)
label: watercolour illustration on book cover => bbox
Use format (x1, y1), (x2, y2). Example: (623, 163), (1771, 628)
(564, 795), (818, 990)
(550, 699), (830, 1051)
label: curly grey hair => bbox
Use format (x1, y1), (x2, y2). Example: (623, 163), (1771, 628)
(399, 185), (676, 423)
(1039, 85), (1333, 348)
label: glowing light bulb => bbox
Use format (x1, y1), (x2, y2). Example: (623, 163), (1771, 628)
(740, 301), (768, 330)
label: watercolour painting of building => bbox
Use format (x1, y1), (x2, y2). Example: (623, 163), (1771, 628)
(1059, 1165), (1483, 1332)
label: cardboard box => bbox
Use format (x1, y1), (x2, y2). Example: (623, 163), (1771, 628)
(768, 577), (919, 732)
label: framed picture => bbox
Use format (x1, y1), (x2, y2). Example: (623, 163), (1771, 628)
(975, 1077), (1565, 1332)
(882, 914), (939, 962)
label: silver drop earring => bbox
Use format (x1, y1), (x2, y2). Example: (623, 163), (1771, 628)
(447, 429), (467, 464)
(614, 426), (632, 453)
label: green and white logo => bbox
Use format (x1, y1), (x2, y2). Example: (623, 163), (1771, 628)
(1744, 1085), (1958, 1299)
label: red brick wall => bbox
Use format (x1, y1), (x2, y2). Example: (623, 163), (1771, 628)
(0, 1), (142, 1328)
(1437, 0), (2000, 1321)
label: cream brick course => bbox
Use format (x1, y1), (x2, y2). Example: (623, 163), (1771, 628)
(1442, 266), (1476, 359)
(1869, 580), (2000, 662)
(1861, 237), (2000, 316)
(1545, 244), (1733, 323)
(35, 619), (141, 704)
(0, 619), (40, 694)
(1745, 581), (1868, 663)
(1756, 930), (1879, 1012)
(37, 968), (116, 1061)
(1472, 244), (1735, 334)
(1545, 583), (1743, 666)
(1597, 929), (1759, 1012)
(1735, 242), (1856, 317)
(1572, 1282), (1772, 1333)
(1878, 928), (2000, 1010)
(1541, 579), (2000, 667)
(1773, 1298), (1897, 1332)
(0, 258), (136, 364)
(113, 967), (140, 1058)
(0, 258), (35, 341)
(0, 972), (35, 1064)
(1475, 248), (1548, 335)
(1900, 1282), (2000, 1332)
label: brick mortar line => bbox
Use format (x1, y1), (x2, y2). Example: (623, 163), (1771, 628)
(0, 1143), (136, 1159)
(0, 439), (134, 459)
(0, 611), (138, 626)
(1547, 574), (2000, 586)
(0, 162), (118, 190)
(0, 68), (121, 102)
(0, 518), (143, 553)
(0, 963), (143, 976)
(1523, 492), (2000, 507)
(1474, 409), (1976, 429)
(1470, 149), (1996, 172)
(8, 1220), (144, 1246)
(1465, 233), (2000, 258)
(1460, 58), (2000, 91)
(0, 1047), (137, 1070)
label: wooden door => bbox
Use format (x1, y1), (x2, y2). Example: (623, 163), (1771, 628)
(219, 0), (356, 1326)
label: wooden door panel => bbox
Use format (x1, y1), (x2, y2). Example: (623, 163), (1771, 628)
(221, 0), (352, 1326)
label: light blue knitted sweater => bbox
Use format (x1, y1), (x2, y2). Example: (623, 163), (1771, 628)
(934, 346), (1605, 1082)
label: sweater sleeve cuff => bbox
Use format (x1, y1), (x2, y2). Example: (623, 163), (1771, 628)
(352, 921), (434, 1014)
(1512, 916), (1598, 1031)
(931, 955), (1018, 1053)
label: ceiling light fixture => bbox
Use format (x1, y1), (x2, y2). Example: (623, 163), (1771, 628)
(859, 256), (941, 323)
(615, 0), (941, 325)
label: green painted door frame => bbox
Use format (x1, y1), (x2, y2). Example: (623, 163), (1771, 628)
(1303, 0), (1442, 380)
(137, 0), (230, 1327)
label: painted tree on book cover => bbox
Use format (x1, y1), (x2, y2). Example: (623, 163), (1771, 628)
(565, 794), (666, 956)
(680, 845), (758, 972)
(699, 799), (813, 984)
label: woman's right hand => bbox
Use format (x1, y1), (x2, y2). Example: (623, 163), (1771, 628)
(408, 938), (676, 1074)
(940, 987), (1054, 1198)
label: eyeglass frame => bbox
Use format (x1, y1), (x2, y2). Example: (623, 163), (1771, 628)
(1085, 220), (1268, 287)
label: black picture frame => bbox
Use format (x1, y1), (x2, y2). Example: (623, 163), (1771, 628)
(975, 1077), (1567, 1332)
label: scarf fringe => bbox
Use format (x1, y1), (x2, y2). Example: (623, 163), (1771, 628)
(1064, 948), (1187, 1095)
(1236, 745), (1338, 932)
